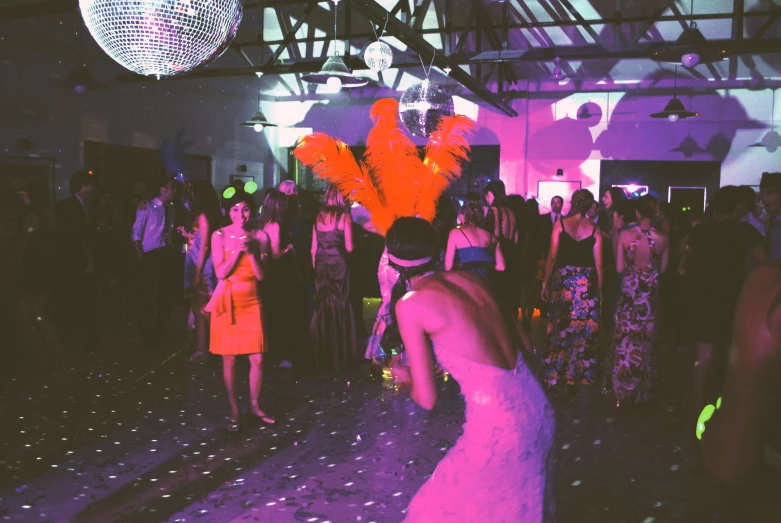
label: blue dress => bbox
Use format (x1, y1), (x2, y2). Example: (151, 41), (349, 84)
(183, 222), (217, 295)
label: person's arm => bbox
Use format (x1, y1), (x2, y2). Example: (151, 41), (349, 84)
(494, 236), (506, 272)
(212, 230), (245, 280)
(392, 295), (438, 410)
(659, 233), (670, 274)
(310, 224), (318, 268)
(343, 213), (354, 253)
(615, 230), (626, 274)
(362, 219), (380, 235)
(131, 205), (149, 263)
(541, 224), (560, 302)
(701, 267), (781, 482)
(750, 244), (770, 266)
(247, 230), (266, 281)
(265, 222), (284, 260)
(444, 229), (457, 271)
(593, 225), (604, 302)
(193, 214), (210, 285)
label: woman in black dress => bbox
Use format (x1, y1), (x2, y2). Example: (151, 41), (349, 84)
(309, 185), (360, 370)
(484, 180), (520, 319)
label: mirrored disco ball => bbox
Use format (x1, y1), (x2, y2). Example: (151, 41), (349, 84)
(364, 40), (393, 72)
(399, 79), (454, 137)
(79, 0), (243, 78)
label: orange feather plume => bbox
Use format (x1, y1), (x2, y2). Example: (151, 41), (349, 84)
(417, 115), (477, 221)
(294, 99), (476, 234)
(364, 99), (423, 218)
(293, 133), (394, 231)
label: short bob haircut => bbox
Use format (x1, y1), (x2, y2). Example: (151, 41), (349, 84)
(386, 216), (438, 262)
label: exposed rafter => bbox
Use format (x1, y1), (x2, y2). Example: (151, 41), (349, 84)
(342, 0), (517, 116)
(113, 38), (781, 83)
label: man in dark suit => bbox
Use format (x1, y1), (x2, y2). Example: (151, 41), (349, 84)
(539, 195), (564, 317)
(55, 170), (98, 351)
(540, 195), (564, 256)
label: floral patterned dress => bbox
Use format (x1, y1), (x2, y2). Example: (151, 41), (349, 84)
(544, 223), (600, 388)
(610, 227), (661, 403)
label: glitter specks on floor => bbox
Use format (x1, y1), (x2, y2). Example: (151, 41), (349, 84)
(0, 320), (779, 522)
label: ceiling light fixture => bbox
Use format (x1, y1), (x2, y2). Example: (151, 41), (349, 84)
(650, 0), (725, 67)
(650, 66), (698, 122)
(302, 0), (367, 89)
(54, 19), (108, 93)
(240, 93), (277, 132)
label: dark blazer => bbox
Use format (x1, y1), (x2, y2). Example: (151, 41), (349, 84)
(55, 195), (94, 274)
(540, 212), (557, 257)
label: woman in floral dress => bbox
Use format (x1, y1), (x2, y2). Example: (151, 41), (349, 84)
(610, 195), (668, 405)
(541, 189), (603, 395)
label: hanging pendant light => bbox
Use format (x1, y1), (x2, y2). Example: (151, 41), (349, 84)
(302, 0), (367, 89)
(749, 89), (781, 152)
(240, 93), (277, 132)
(54, 19), (108, 93)
(650, 1), (725, 66)
(650, 66), (698, 122)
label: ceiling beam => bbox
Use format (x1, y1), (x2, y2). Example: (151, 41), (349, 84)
(114, 38), (781, 83)
(558, 0), (610, 49)
(266, 0), (318, 66)
(751, 4), (781, 39)
(341, 0), (517, 116)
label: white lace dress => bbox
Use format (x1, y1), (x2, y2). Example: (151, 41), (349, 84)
(404, 345), (556, 522)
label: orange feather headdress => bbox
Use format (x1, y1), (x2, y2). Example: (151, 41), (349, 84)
(293, 98), (477, 235)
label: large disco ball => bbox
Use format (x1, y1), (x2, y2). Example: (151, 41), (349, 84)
(79, 0), (243, 78)
(399, 79), (454, 137)
(363, 40), (393, 72)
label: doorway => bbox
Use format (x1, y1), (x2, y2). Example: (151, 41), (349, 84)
(600, 160), (720, 204)
(669, 187), (707, 214)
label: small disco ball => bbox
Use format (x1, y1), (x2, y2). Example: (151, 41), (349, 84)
(363, 40), (393, 72)
(79, 0), (243, 78)
(399, 79), (454, 137)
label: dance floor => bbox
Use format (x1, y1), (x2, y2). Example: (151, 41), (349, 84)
(1, 318), (779, 522)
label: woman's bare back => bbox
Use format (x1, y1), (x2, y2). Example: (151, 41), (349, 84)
(411, 271), (519, 370)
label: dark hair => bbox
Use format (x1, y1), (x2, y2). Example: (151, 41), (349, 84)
(551, 195), (564, 206)
(461, 200), (484, 227)
(736, 185), (757, 210)
(569, 189), (595, 217)
(635, 195), (657, 219)
(155, 177), (173, 195)
(613, 199), (636, 225)
(191, 181), (222, 231)
(69, 171), (94, 193)
(760, 172), (781, 194)
(465, 191), (481, 203)
(604, 187), (627, 208)
(22, 180), (50, 209)
(710, 186), (742, 216)
(223, 187), (257, 216)
(381, 217), (438, 359)
(485, 180), (507, 206)
(257, 189), (288, 229)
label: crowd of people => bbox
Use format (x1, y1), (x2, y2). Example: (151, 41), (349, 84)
(3, 166), (781, 520)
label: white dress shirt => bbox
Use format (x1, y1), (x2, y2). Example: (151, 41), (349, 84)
(131, 198), (169, 253)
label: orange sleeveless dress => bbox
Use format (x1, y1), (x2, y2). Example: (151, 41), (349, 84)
(208, 239), (266, 355)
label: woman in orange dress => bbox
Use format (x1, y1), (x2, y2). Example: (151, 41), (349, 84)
(208, 189), (276, 432)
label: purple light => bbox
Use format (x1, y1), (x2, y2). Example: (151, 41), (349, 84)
(74, 84), (87, 94)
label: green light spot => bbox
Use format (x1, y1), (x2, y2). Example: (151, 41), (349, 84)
(695, 404), (716, 440)
(245, 181), (258, 194)
(223, 187), (236, 199)
(716, 397), (722, 410)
